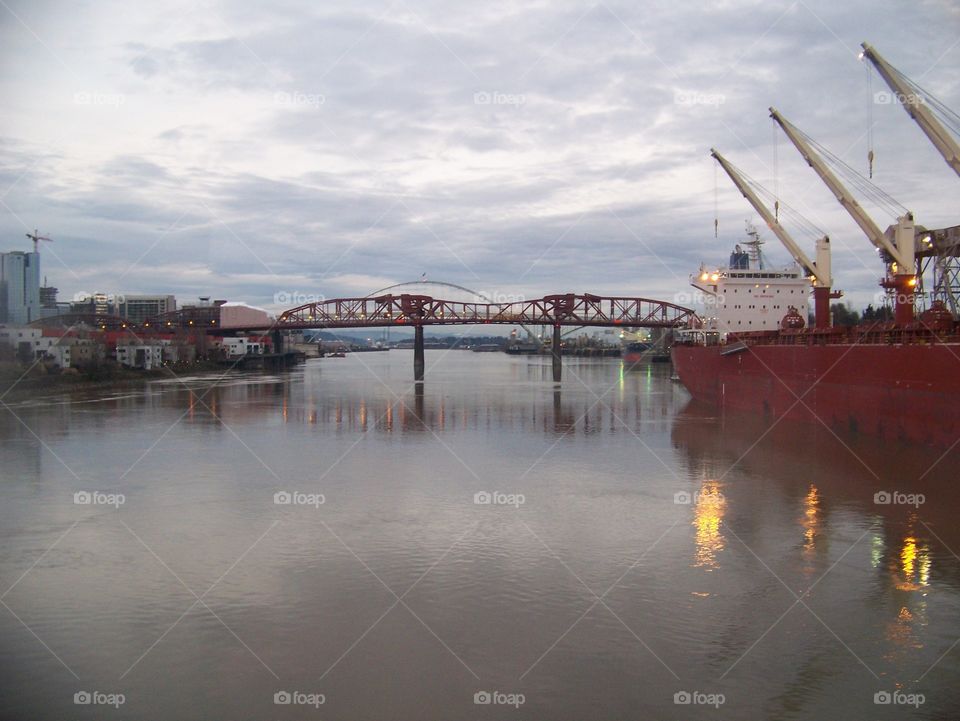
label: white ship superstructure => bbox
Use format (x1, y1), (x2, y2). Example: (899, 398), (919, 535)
(691, 228), (810, 332)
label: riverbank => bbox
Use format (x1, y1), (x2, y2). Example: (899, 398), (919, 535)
(0, 360), (227, 401)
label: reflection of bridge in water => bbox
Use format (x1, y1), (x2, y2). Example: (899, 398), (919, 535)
(265, 293), (696, 381)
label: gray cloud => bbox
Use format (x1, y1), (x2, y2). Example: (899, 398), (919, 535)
(1, 0), (958, 314)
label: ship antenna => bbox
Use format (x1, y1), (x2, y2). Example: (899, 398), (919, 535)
(744, 221), (765, 270)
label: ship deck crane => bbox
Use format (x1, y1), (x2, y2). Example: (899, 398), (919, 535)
(861, 43), (960, 316)
(861, 42), (960, 179)
(770, 108), (918, 325)
(711, 148), (841, 328)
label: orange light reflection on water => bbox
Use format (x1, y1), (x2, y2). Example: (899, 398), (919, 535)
(693, 480), (726, 569)
(801, 485), (821, 573)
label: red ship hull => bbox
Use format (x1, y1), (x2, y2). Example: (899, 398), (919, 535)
(671, 340), (960, 447)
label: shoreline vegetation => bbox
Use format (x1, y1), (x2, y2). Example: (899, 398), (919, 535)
(0, 360), (229, 401)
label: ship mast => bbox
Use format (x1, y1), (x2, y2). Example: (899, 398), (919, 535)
(770, 108), (917, 325)
(712, 149), (839, 328)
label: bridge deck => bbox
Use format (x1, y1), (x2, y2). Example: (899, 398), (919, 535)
(265, 293), (697, 331)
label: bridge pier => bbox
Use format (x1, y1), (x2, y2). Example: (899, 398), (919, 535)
(414, 325), (425, 381)
(272, 329), (283, 354)
(551, 325), (562, 383)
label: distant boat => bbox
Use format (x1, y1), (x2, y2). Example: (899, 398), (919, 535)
(622, 341), (653, 365)
(504, 342), (539, 355)
(472, 344), (502, 353)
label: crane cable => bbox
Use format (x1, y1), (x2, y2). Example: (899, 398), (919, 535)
(772, 117), (780, 220)
(866, 62), (875, 178)
(723, 156), (827, 242)
(890, 64), (960, 136)
(713, 157), (719, 238)
(797, 125), (908, 218)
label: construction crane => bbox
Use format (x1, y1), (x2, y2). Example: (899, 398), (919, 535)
(769, 108), (918, 325)
(860, 42), (960, 179)
(711, 148), (841, 328)
(25, 229), (52, 253)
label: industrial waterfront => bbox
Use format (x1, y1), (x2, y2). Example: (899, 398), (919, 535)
(1, 351), (957, 720)
(4, 0), (960, 717)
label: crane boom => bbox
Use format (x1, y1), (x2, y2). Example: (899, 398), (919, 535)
(861, 42), (960, 179)
(769, 107), (911, 268)
(711, 149), (823, 283)
(770, 107), (918, 325)
(712, 148), (839, 328)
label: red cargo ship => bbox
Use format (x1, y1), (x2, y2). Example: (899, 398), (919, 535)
(671, 305), (960, 447)
(671, 43), (960, 449)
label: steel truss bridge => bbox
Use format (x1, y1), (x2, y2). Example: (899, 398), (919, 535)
(272, 293), (696, 330)
(268, 293), (696, 381)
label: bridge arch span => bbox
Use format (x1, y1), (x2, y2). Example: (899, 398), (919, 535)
(367, 280), (508, 304)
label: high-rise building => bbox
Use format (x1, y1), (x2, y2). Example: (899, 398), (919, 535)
(39, 284), (58, 308)
(0, 251), (41, 324)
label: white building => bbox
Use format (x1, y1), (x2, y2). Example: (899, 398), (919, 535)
(689, 236), (810, 333)
(116, 343), (164, 370)
(157, 339), (196, 364)
(218, 337), (264, 359)
(0, 326), (76, 367)
(219, 302), (272, 329)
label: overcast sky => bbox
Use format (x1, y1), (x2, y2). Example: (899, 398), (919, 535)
(1, 0), (958, 313)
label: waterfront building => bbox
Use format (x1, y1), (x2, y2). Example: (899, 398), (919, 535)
(118, 294), (176, 325)
(116, 342), (164, 370)
(0, 251), (41, 324)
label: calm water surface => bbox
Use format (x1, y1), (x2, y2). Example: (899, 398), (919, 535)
(2, 350), (959, 720)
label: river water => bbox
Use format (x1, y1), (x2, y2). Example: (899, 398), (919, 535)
(1, 350), (958, 720)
